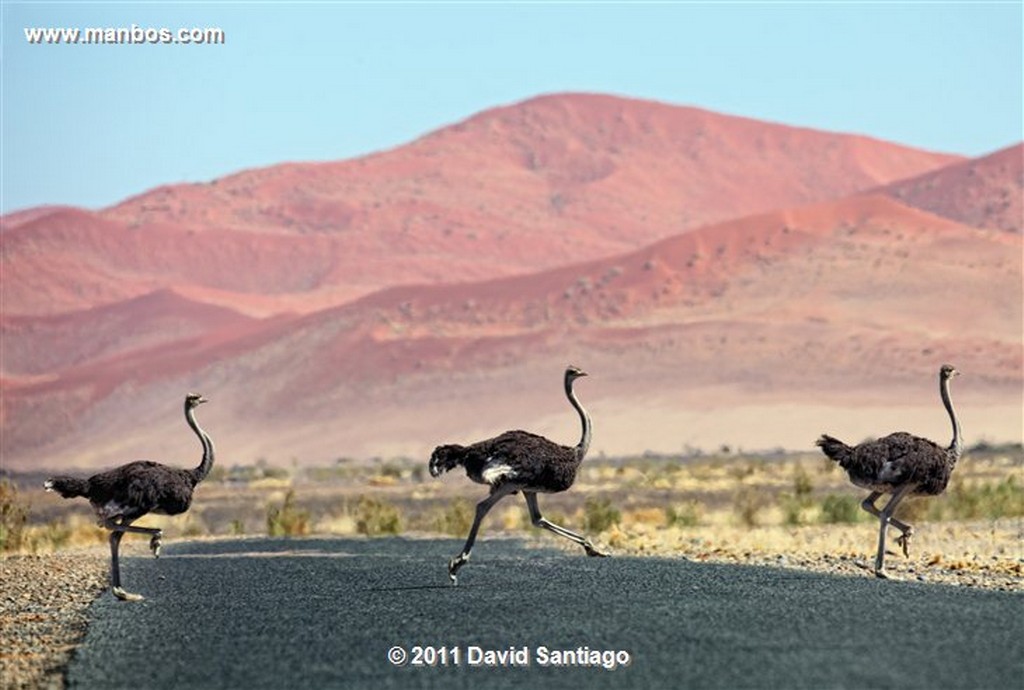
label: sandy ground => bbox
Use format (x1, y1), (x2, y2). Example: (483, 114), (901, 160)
(594, 519), (1023, 591)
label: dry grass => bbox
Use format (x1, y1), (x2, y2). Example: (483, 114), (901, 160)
(8, 445), (1022, 589)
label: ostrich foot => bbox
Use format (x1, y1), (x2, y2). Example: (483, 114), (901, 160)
(583, 541), (609, 558)
(112, 586), (144, 602)
(150, 532), (163, 558)
(873, 566), (904, 581)
(855, 560), (897, 579)
(895, 529), (914, 558)
(448, 554), (469, 586)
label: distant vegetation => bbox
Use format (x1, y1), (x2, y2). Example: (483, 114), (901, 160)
(6, 442), (1021, 554)
(355, 496), (402, 536)
(266, 490), (310, 537)
(1, 479), (29, 552)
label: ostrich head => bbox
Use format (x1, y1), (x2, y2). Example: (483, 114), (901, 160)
(429, 445), (463, 478)
(940, 364), (960, 381)
(565, 365), (588, 382)
(185, 393), (208, 409)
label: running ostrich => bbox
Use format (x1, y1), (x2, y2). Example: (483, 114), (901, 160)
(44, 393), (215, 600)
(429, 366), (607, 584)
(816, 365), (962, 579)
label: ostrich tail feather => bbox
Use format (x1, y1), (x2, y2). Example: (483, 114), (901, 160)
(815, 434), (851, 464)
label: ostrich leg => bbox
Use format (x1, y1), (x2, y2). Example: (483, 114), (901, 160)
(448, 484), (517, 585)
(860, 491), (914, 557)
(872, 485), (913, 579)
(105, 519), (164, 557)
(524, 492), (607, 557)
(108, 530), (144, 601)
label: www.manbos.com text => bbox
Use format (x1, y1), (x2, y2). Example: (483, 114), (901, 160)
(24, 24), (225, 45)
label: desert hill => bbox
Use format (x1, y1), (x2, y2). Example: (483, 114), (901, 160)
(5, 93), (959, 320)
(877, 143), (1022, 233)
(1, 94), (1018, 470)
(3, 190), (1018, 468)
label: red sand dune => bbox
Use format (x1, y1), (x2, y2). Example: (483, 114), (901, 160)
(1, 93), (1019, 470)
(876, 143), (1022, 233)
(5, 94), (961, 324)
(4, 190), (1019, 468)
(1, 289), (254, 377)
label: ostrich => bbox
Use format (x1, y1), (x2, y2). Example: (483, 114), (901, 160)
(816, 365), (962, 579)
(429, 366), (607, 584)
(44, 393), (215, 600)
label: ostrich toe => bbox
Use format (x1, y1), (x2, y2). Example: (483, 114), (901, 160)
(874, 567), (903, 581)
(448, 554), (470, 585)
(112, 586), (144, 602)
(895, 529), (914, 558)
(150, 533), (163, 558)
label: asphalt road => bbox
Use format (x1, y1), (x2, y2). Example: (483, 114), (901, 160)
(68, 537), (1023, 689)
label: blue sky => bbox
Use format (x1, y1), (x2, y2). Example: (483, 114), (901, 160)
(2, 2), (1021, 214)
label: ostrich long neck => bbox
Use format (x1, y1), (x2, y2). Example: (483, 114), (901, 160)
(565, 377), (592, 459)
(186, 405), (215, 483)
(941, 376), (962, 461)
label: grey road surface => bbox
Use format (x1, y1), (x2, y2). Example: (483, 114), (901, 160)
(68, 537), (1023, 689)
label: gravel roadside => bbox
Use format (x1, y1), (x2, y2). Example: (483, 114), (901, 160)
(0, 549), (106, 690)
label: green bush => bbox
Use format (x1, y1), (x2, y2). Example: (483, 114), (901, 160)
(896, 476), (1024, 523)
(733, 487), (764, 528)
(266, 490), (310, 537)
(355, 496), (402, 536)
(666, 501), (702, 527)
(583, 497), (621, 532)
(819, 493), (863, 524)
(946, 476), (1024, 520)
(0, 480), (29, 552)
(434, 498), (473, 536)
(782, 466), (815, 525)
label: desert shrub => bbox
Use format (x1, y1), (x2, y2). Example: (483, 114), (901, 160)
(733, 487), (765, 528)
(895, 495), (938, 523)
(21, 514), (106, 553)
(229, 519), (246, 536)
(266, 490), (310, 537)
(182, 516), (206, 538)
(0, 480), (29, 552)
(820, 494), (863, 524)
(30, 521), (73, 551)
(355, 495), (402, 536)
(945, 476), (1024, 520)
(378, 463), (404, 479)
(665, 501), (703, 527)
(582, 497), (621, 532)
(894, 476), (1024, 524)
(793, 466), (813, 497)
(434, 498), (474, 536)
(782, 466), (815, 525)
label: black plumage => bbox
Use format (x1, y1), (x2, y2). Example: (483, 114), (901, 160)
(816, 365), (962, 578)
(45, 393), (215, 600)
(429, 366), (607, 584)
(431, 430), (580, 494)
